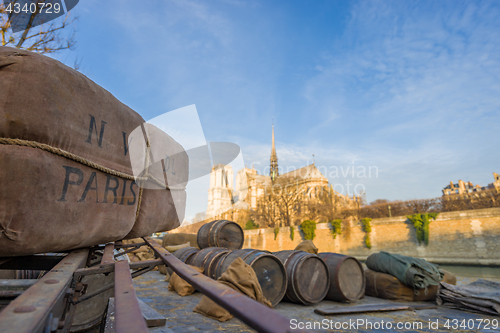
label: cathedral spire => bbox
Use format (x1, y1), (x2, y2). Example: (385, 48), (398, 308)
(270, 124), (279, 181)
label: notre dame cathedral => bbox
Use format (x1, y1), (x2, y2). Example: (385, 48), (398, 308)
(205, 125), (361, 225)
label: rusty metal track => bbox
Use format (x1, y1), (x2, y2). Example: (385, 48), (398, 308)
(113, 245), (142, 258)
(101, 243), (115, 267)
(144, 236), (310, 333)
(0, 248), (88, 333)
(74, 259), (163, 278)
(71, 261), (158, 305)
(114, 260), (149, 333)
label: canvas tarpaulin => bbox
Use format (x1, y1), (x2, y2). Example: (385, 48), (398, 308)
(366, 252), (443, 292)
(163, 233), (200, 249)
(168, 265), (204, 297)
(365, 268), (456, 302)
(193, 257), (272, 322)
(294, 240), (318, 254)
(437, 279), (500, 316)
(0, 46), (187, 256)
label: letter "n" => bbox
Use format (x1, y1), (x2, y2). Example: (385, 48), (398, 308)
(85, 115), (106, 147)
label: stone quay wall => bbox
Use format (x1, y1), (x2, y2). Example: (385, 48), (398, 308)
(243, 207), (500, 266)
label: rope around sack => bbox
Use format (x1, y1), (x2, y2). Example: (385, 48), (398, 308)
(0, 137), (186, 219)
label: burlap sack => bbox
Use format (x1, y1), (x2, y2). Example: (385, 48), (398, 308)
(135, 252), (155, 261)
(364, 268), (414, 302)
(294, 240), (318, 254)
(122, 239), (142, 245)
(193, 257), (272, 322)
(124, 123), (188, 239)
(164, 242), (190, 252)
(440, 269), (457, 285)
(0, 47), (186, 256)
(163, 233), (199, 249)
(168, 265), (204, 296)
(128, 254), (141, 262)
(123, 238), (155, 260)
(152, 238), (163, 245)
(158, 265), (167, 275)
(413, 269), (456, 301)
(412, 284), (439, 301)
(365, 268), (456, 302)
(193, 284), (234, 322)
(132, 246), (150, 254)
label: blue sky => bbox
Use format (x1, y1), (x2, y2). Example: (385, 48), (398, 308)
(40, 0), (500, 221)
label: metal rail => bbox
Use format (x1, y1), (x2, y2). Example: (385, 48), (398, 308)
(144, 236), (311, 333)
(71, 262), (158, 305)
(0, 248), (88, 333)
(73, 259), (163, 278)
(114, 260), (149, 333)
(101, 243), (115, 267)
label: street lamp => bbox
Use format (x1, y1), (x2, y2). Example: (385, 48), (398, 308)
(388, 205), (392, 218)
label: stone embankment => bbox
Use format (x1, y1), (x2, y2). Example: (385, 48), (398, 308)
(243, 208), (500, 266)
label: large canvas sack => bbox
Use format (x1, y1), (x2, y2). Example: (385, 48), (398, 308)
(364, 268), (455, 302)
(294, 240), (318, 254)
(366, 251), (443, 291)
(124, 122), (188, 239)
(163, 233), (200, 249)
(193, 257), (272, 322)
(0, 47), (186, 256)
(364, 268), (416, 302)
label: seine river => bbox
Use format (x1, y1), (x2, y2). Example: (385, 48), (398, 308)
(439, 265), (500, 284)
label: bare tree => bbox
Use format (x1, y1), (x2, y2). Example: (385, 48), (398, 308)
(251, 191), (279, 228)
(370, 199), (389, 205)
(305, 186), (342, 222)
(1, 0), (76, 54)
(273, 179), (304, 227)
(251, 178), (306, 228)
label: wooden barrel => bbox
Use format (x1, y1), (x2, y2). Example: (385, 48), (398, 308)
(215, 249), (287, 306)
(166, 247), (199, 276)
(197, 220), (244, 249)
(274, 250), (330, 305)
(189, 247), (230, 279)
(318, 253), (365, 302)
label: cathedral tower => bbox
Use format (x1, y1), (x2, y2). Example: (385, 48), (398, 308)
(270, 124), (279, 181)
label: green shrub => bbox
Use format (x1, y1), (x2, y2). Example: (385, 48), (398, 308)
(300, 220), (316, 241)
(245, 220), (259, 230)
(330, 219), (342, 239)
(361, 218), (372, 249)
(365, 234), (371, 249)
(290, 226), (295, 241)
(274, 227), (280, 240)
(407, 213), (439, 245)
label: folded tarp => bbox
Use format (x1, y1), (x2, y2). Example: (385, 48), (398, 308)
(437, 279), (500, 316)
(366, 251), (443, 293)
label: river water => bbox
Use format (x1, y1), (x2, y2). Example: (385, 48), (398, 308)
(438, 264), (500, 284)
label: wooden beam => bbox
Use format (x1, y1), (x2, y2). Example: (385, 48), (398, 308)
(137, 299), (166, 327)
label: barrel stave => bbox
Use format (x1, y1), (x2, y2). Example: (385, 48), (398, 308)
(274, 250), (330, 305)
(197, 220), (244, 249)
(214, 249), (287, 307)
(166, 247), (199, 276)
(318, 252), (365, 302)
